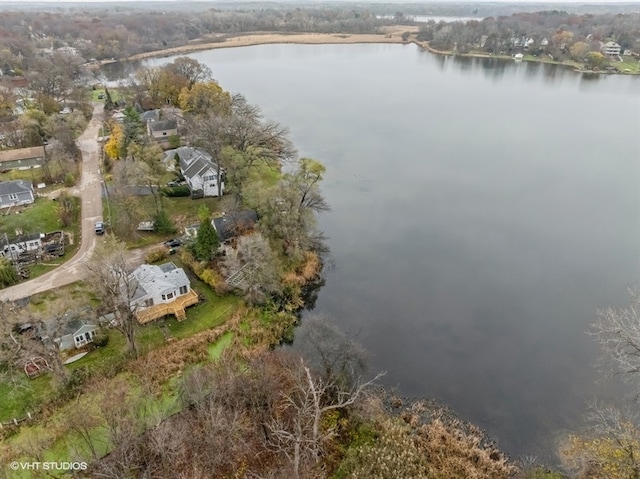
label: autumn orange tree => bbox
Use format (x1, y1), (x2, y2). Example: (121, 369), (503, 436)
(104, 121), (124, 160)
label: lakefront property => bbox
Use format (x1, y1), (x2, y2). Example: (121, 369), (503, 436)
(0, 3), (637, 478)
(130, 262), (199, 323)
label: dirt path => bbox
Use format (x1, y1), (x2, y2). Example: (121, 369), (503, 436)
(0, 104), (105, 302)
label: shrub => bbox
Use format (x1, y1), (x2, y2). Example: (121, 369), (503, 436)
(162, 185), (190, 197)
(198, 268), (230, 295)
(168, 134), (181, 148)
(91, 330), (109, 348)
(145, 246), (169, 264)
(64, 172), (76, 186)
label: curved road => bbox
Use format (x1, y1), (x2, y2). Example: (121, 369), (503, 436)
(0, 104), (105, 302)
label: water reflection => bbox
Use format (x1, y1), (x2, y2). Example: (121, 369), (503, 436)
(102, 44), (640, 462)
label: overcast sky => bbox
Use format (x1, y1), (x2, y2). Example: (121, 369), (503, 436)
(4, 0), (638, 3)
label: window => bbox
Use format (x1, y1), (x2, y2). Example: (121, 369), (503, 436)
(179, 285), (188, 295)
(144, 298), (154, 308)
(166, 292), (174, 300)
(8, 194), (18, 201)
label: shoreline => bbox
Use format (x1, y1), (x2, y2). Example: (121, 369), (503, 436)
(125, 29), (417, 62)
(109, 28), (638, 76)
(417, 41), (639, 75)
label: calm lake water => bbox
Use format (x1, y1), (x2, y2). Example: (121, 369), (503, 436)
(121, 44), (639, 460)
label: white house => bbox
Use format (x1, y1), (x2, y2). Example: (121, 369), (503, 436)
(166, 147), (224, 198)
(130, 262), (192, 311)
(0, 232), (43, 259)
(602, 41), (621, 57)
(54, 319), (99, 352)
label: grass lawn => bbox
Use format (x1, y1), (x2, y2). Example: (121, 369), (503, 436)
(106, 195), (224, 248)
(616, 56), (640, 73)
(208, 331), (234, 359)
(90, 87), (124, 103)
(0, 373), (56, 421)
(0, 197), (64, 235)
(1, 196), (81, 282)
(1, 167), (49, 185)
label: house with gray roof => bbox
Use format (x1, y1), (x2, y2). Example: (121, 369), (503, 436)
(130, 262), (192, 311)
(141, 109), (160, 123)
(54, 319), (99, 351)
(0, 180), (35, 209)
(0, 146), (45, 171)
(147, 119), (178, 141)
(212, 210), (258, 243)
(166, 146), (224, 198)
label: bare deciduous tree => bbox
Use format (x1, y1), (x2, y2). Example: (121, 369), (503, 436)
(85, 236), (140, 357)
(590, 289), (640, 394)
(267, 357), (384, 479)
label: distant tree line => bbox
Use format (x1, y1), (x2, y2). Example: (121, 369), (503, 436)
(0, 7), (390, 62)
(418, 11), (640, 61)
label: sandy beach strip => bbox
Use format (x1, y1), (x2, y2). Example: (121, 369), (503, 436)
(126, 28), (419, 61)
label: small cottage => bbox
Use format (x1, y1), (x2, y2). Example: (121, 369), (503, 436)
(0, 180), (35, 208)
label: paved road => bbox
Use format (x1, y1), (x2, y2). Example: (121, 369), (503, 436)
(0, 104), (105, 302)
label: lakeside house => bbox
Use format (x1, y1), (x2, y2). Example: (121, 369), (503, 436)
(212, 210), (258, 243)
(166, 146), (224, 198)
(0, 180), (35, 209)
(129, 262), (198, 323)
(602, 41), (621, 57)
(0, 146), (46, 171)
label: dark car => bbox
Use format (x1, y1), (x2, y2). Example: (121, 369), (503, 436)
(164, 238), (182, 247)
(166, 181), (180, 187)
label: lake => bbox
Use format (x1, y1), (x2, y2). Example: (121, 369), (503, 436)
(128, 44), (639, 461)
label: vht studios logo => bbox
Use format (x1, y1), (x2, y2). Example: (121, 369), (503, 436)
(10, 462), (88, 471)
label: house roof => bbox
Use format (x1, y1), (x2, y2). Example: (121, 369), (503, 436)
(141, 110), (159, 122)
(131, 262), (190, 300)
(0, 146), (45, 164)
(212, 210), (258, 242)
(183, 156), (216, 182)
(166, 147), (220, 182)
(0, 232), (42, 249)
(0, 180), (33, 196)
(148, 119), (177, 133)
(59, 318), (97, 337)
(603, 41), (620, 48)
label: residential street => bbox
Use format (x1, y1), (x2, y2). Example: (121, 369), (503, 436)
(0, 103), (106, 302)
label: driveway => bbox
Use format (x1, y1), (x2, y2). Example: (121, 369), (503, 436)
(0, 103), (105, 302)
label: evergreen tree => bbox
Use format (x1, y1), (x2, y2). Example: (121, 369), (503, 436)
(193, 206), (219, 261)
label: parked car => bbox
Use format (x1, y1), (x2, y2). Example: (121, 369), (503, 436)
(166, 181), (180, 187)
(95, 222), (105, 235)
(164, 238), (182, 248)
